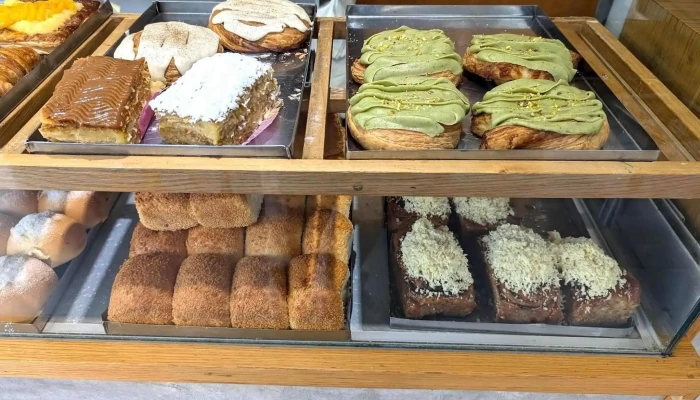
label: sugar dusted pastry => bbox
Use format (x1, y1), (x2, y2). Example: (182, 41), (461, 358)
(114, 21), (222, 85)
(208, 0), (311, 52)
(150, 53), (281, 146)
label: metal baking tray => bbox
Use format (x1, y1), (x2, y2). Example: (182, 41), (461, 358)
(344, 5), (660, 161)
(0, 1), (113, 123)
(25, 0), (315, 158)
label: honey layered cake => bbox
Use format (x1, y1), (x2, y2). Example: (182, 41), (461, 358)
(150, 53), (281, 146)
(471, 79), (609, 150)
(0, 0), (99, 53)
(348, 77), (469, 151)
(351, 26), (463, 85)
(463, 33), (580, 84)
(39, 56), (151, 144)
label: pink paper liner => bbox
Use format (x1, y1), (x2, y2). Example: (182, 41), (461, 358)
(137, 91), (161, 142)
(242, 108), (280, 145)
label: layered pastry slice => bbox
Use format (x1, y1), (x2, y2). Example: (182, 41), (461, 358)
(39, 56), (151, 144)
(0, 46), (40, 96)
(0, 0), (99, 53)
(208, 0), (311, 52)
(463, 33), (580, 84)
(150, 53), (281, 145)
(386, 196), (451, 233)
(348, 77), (469, 150)
(114, 21), (222, 87)
(351, 26), (463, 85)
(471, 79), (609, 150)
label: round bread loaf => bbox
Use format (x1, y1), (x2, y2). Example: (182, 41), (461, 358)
(0, 213), (19, 256)
(0, 255), (58, 323)
(0, 190), (38, 218)
(6, 211), (87, 268)
(38, 191), (111, 229)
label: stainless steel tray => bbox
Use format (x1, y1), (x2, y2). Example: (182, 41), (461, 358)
(25, 0), (315, 159)
(344, 5), (660, 161)
(0, 1), (113, 123)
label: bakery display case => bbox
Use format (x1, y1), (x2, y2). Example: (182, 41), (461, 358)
(3, 0), (700, 397)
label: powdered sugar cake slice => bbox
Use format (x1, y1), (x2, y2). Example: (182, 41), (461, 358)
(150, 53), (282, 145)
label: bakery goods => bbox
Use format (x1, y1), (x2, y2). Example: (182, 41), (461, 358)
(348, 77), (469, 150)
(114, 21), (222, 86)
(0, 213), (18, 256)
(392, 218), (476, 319)
(186, 225), (244, 264)
(6, 211), (86, 268)
(481, 224), (563, 324)
(0, 46), (40, 96)
(0, 190), (38, 218)
(129, 222), (188, 260)
(264, 195), (305, 214)
(452, 197), (514, 237)
(189, 193), (263, 229)
(302, 210), (353, 264)
(550, 234), (641, 327)
(0, 0), (100, 53)
(305, 195), (351, 219)
(150, 53), (281, 146)
(38, 190), (110, 228)
(351, 26), (462, 85)
(107, 253), (181, 325)
(208, 0), (311, 53)
(39, 56), (151, 144)
(0, 255), (58, 323)
(387, 196), (450, 233)
(463, 33), (580, 84)
(230, 256), (288, 329)
(471, 79), (609, 150)
(172, 254), (233, 327)
(245, 197), (304, 263)
(134, 192), (197, 231)
(288, 254), (347, 330)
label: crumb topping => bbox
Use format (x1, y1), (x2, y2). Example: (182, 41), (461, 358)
(452, 197), (513, 225)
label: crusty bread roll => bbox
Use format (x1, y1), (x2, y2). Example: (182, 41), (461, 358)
(302, 210), (353, 264)
(0, 255), (58, 323)
(305, 195), (352, 219)
(107, 253), (182, 325)
(230, 256), (288, 329)
(189, 193), (263, 228)
(172, 254), (233, 327)
(0, 213), (18, 256)
(38, 191), (111, 228)
(245, 197), (304, 262)
(134, 192), (198, 231)
(186, 225), (244, 264)
(129, 222), (188, 260)
(6, 211), (87, 268)
(288, 254), (347, 330)
(0, 190), (38, 218)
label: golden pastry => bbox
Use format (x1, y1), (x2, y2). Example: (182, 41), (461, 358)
(0, 45), (40, 96)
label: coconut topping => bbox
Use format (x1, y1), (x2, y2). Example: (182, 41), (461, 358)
(452, 197), (513, 225)
(400, 218), (473, 295)
(402, 197), (451, 219)
(211, 0), (311, 42)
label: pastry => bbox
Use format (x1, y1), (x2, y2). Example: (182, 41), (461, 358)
(0, 190), (37, 218)
(208, 0), (311, 53)
(0, 255), (58, 323)
(288, 254), (347, 330)
(0, 46), (40, 96)
(0, 213), (18, 256)
(172, 254), (233, 327)
(186, 225), (244, 264)
(114, 21), (222, 86)
(452, 197), (514, 237)
(39, 56), (151, 144)
(305, 195), (351, 219)
(245, 196), (304, 263)
(134, 192), (197, 231)
(302, 210), (353, 264)
(463, 33), (580, 84)
(351, 26), (462, 85)
(0, 0), (100, 53)
(128, 222), (188, 260)
(348, 77), (469, 151)
(471, 79), (609, 150)
(188, 193), (263, 228)
(391, 218), (476, 319)
(386, 196), (451, 233)
(230, 256), (289, 329)
(38, 190), (110, 228)
(150, 53), (281, 146)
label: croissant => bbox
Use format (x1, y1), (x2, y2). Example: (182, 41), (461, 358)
(0, 46), (40, 97)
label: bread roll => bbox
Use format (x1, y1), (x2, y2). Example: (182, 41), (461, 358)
(38, 191), (111, 228)
(245, 198), (304, 263)
(263, 195), (305, 213)
(305, 195), (352, 218)
(288, 254), (347, 330)
(134, 192), (197, 231)
(172, 254), (233, 327)
(186, 225), (244, 264)
(107, 253), (182, 325)
(6, 211), (87, 268)
(0, 213), (18, 256)
(302, 210), (353, 264)
(230, 256), (288, 329)
(189, 193), (263, 228)
(0, 255), (58, 323)
(0, 190), (38, 218)
(129, 222), (188, 260)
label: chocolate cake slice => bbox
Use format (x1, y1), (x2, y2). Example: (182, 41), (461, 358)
(386, 196), (450, 233)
